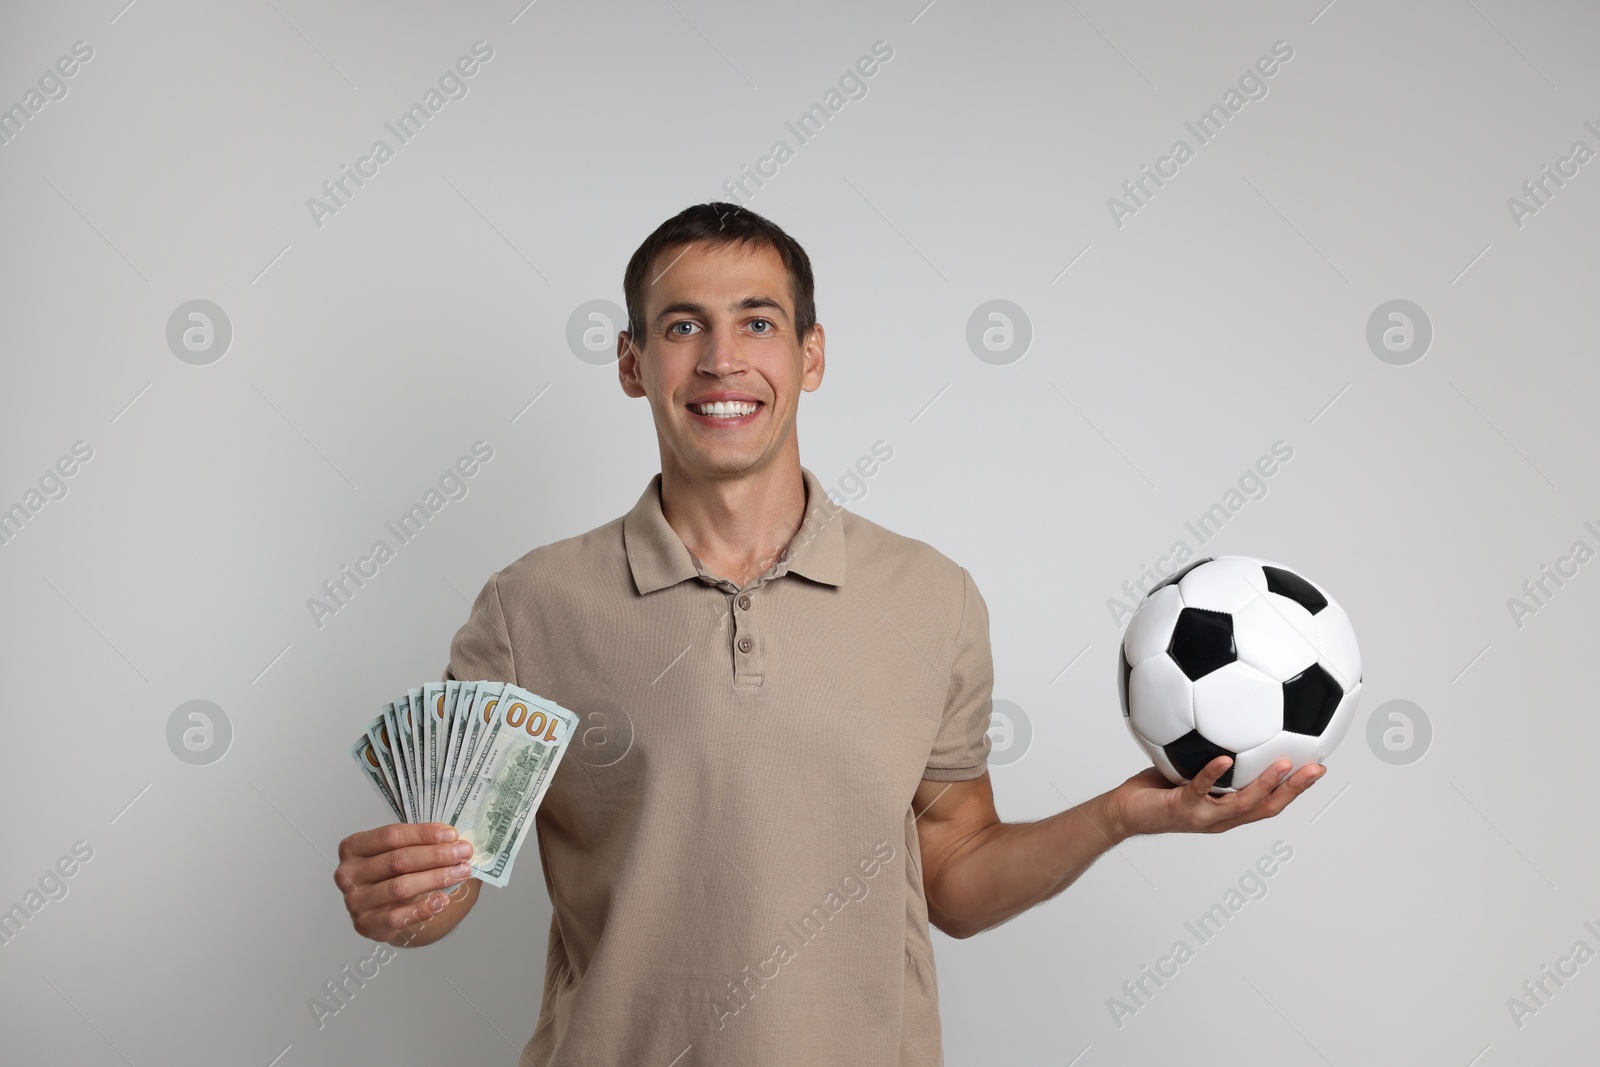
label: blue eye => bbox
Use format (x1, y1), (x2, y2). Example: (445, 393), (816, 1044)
(669, 321), (698, 335)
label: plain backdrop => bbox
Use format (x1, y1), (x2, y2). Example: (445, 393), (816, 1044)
(1, 1), (1596, 1064)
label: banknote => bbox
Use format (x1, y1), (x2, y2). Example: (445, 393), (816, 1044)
(407, 686), (428, 823)
(436, 681), (473, 821)
(448, 689), (575, 886)
(350, 735), (403, 822)
(381, 701), (416, 824)
(349, 680), (577, 889)
(444, 680), (503, 824)
(365, 716), (409, 823)
(441, 681), (487, 822)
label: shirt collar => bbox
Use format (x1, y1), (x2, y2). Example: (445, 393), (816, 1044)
(623, 465), (847, 595)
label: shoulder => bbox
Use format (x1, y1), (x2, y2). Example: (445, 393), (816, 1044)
(488, 514), (629, 604)
(840, 508), (974, 616)
(838, 510), (988, 667)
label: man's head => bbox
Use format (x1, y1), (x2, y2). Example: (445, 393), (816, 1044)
(618, 203), (825, 483)
(622, 202), (816, 345)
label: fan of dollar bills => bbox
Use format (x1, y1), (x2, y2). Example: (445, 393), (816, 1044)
(350, 681), (578, 888)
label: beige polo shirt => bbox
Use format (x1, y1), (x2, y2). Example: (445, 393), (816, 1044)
(444, 464), (994, 1066)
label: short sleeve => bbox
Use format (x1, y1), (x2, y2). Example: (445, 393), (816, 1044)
(441, 570), (518, 685)
(922, 566), (994, 781)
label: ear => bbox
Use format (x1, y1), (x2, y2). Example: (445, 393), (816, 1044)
(617, 331), (647, 398)
(800, 323), (825, 392)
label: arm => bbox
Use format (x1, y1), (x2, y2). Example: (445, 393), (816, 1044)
(914, 754), (1323, 940)
(334, 573), (516, 946)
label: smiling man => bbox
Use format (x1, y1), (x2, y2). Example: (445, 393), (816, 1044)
(333, 202), (1323, 1066)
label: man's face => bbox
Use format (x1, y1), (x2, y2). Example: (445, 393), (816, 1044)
(618, 240), (824, 481)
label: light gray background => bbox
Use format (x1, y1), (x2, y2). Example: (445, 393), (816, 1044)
(1, 1), (1596, 1064)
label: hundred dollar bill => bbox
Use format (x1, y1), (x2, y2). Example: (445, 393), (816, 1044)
(365, 715), (409, 822)
(407, 686), (428, 822)
(431, 680), (458, 822)
(350, 734), (403, 822)
(438, 681), (477, 820)
(442, 680), (504, 823)
(403, 695), (426, 822)
(448, 685), (578, 888)
(382, 700), (418, 824)
(423, 682), (447, 821)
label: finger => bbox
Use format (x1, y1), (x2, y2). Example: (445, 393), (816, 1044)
(361, 889), (442, 937)
(359, 861), (475, 909)
(1214, 762), (1326, 832)
(1231, 757), (1294, 810)
(348, 839), (475, 891)
(1264, 762), (1325, 810)
(1181, 757), (1283, 831)
(1187, 755), (1234, 797)
(370, 890), (452, 937)
(340, 822), (457, 861)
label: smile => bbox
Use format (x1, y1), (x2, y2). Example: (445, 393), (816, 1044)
(687, 400), (762, 420)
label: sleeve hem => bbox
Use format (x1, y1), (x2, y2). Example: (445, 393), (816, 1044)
(920, 763), (988, 782)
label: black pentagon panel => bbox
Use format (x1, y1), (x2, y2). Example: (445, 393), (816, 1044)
(1119, 646), (1133, 717)
(1263, 565), (1328, 615)
(1282, 662), (1343, 735)
(1165, 730), (1235, 789)
(1147, 557), (1214, 598)
(1167, 608), (1235, 680)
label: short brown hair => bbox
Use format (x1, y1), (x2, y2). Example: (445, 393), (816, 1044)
(622, 202), (816, 348)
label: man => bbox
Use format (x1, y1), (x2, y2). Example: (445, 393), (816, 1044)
(334, 202), (1323, 1064)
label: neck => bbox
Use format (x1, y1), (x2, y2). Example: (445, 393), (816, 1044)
(658, 446), (807, 589)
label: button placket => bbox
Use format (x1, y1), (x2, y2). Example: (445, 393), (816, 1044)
(731, 588), (763, 687)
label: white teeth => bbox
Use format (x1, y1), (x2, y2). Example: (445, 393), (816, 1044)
(691, 401), (759, 417)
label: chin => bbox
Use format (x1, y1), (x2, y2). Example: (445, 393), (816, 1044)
(689, 448), (766, 474)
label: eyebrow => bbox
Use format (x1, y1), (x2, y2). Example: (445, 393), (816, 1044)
(652, 296), (791, 329)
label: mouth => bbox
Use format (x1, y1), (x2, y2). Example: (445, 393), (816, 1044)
(686, 399), (763, 426)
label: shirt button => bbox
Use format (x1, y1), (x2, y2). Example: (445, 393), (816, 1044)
(737, 594), (752, 611)
(737, 636), (754, 653)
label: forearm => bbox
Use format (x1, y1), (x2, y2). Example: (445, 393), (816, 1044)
(388, 878), (482, 948)
(926, 790), (1127, 939)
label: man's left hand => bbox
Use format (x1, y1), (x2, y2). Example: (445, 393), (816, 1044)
(1109, 755), (1323, 839)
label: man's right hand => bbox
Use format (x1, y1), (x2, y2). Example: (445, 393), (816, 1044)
(335, 823), (479, 944)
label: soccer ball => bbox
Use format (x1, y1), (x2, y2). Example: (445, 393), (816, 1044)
(1117, 556), (1362, 794)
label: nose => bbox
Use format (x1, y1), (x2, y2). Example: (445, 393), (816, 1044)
(696, 319), (745, 378)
